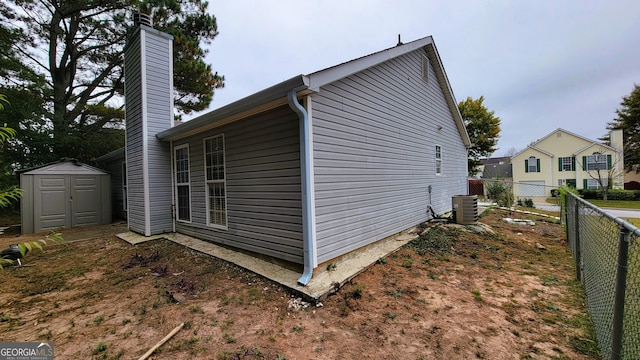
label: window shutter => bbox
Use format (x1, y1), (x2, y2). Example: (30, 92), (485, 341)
(525, 159), (529, 173)
(558, 158), (562, 171)
(583, 179), (588, 189)
(536, 159), (541, 172)
(582, 156), (587, 170)
(571, 157), (576, 171)
(607, 154), (612, 170)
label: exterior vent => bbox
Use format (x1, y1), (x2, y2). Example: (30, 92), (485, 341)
(452, 195), (478, 224)
(421, 55), (429, 82)
(133, 12), (152, 27)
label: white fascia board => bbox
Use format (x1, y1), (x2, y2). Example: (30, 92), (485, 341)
(307, 36), (434, 91)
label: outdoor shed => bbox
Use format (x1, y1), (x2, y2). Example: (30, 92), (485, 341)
(20, 160), (112, 234)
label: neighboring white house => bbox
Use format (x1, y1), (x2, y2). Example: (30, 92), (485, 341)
(98, 20), (471, 285)
(511, 128), (623, 197)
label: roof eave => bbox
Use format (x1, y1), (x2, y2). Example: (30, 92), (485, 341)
(157, 75), (310, 141)
(424, 40), (472, 149)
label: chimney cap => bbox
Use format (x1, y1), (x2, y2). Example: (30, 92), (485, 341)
(133, 12), (152, 27)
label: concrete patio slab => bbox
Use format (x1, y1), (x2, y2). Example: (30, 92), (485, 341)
(116, 228), (419, 301)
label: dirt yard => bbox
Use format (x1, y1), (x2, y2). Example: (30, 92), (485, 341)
(0, 209), (599, 359)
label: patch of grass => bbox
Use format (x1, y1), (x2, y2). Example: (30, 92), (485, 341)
(292, 325), (303, 332)
(587, 199), (640, 209)
(377, 257), (387, 264)
(190, 305), (205, 314)
(385, 289), (404, 298)
(94, 315), (104, 325)
(384, 313), (396, 320)
(401, 259), (414, 268)
(93, 342), (108, 355)
(347, 284), (365, 299)
(471, 289), (482, 301)
(541, 275), (559, 286)
(223, 332), (235, 344)
(404, 226), (455, 255)
(622, 217), (640, 227)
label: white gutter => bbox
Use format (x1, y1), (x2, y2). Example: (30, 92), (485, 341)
(287, 90), (317, 285)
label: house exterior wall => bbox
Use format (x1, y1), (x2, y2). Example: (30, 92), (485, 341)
(512, 129), (623, 194)
(310, 49), (468, 264)
(124, 26), (173, 235)
(512, 148), (553, 184)
(102, 158), (127, 220)
(173, 105), (304, 264)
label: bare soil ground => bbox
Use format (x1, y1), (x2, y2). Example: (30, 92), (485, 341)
(0, 209), (599, 359)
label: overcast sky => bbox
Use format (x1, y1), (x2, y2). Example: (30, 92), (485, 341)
(196, 0), (640, 156)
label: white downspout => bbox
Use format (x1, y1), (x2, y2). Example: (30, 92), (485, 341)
(288, 90), (317, 285)
(170, 140), (176, 233)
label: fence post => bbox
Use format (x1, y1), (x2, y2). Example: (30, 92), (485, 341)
(573, 197), (581, 281)
(610, 225), (630, 360)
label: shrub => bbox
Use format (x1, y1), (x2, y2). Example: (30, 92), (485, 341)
(578, 188), (639, 200)
(486, 180), (514, 207)
(524, 198), (534, 208)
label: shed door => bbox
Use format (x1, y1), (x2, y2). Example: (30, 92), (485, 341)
(71, 176), (101, 227)
(33, 175), (102, 232)
(34, 175), (70, 231)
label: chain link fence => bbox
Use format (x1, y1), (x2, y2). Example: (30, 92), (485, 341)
(564, 192), (640, 359)
(468, 179), (561, 213)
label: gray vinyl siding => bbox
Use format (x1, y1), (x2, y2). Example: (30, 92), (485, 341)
(311, 48), (468, 263)
(102, 159), (127, 220)
(174, 105), (304, 263)
(124, 33), (145, 233)
(124, 27), (173, 235)
(143, 30), (173, 234)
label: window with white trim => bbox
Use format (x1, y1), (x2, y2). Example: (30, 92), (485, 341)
(586, 178), (607, 189)
(527, 156), (539, 173)
(174, 144), (191, 222)
(560, 156), (575, 171)
(204, 135), (227, 228)
(587, 152), (608, 170)
(435, 145), (442, 175)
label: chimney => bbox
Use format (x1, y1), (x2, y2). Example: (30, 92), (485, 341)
(124, 15), (174, 236)
(133, 12), (152, 27)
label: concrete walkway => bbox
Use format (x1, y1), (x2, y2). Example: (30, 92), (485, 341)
(600, 208), (640, 219)
(117, 229), (419, 301)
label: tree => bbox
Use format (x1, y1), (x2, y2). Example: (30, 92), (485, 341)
(607, 84), (640, 172)
(0, 95), (22, 208)
(458, 96), (501, 176)
(503, 147), (518, 158)
(576, 147), (623, 201)
(0, 0), (224, 165)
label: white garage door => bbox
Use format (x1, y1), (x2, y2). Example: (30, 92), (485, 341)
(519, 181), (546, 197)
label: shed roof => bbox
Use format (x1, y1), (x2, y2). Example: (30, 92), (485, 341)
(20, 159), (108, 175)
(156, 36), (471, 148)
